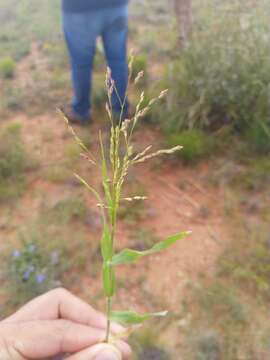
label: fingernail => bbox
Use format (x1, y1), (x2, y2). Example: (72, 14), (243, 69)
(96, 349), (120, 360)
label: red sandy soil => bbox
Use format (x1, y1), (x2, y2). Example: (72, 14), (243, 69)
(0, 112), (230, 354)
(3, 112), (228, 301)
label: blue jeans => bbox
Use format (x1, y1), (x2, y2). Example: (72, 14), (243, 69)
(63, 5), (129, 120)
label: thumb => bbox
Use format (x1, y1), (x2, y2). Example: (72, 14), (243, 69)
(94, 344), (122, 360)
(67, 344), (122, 360)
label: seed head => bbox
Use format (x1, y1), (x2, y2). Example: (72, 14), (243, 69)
(134, 71), (144, 84)
(134, 146), (183, 164)
(158, 89), (169, 99)
(122, 196), (148, 202)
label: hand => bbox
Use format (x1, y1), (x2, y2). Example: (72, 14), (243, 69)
(0, 288), (131, 359)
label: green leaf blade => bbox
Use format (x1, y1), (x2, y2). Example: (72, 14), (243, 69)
(111, 248), (143, 266)
(150, 232), (190, 252)
(103, 263), (116, 297)
(110, 310), (168, 326)
(101, 225), (113, 262)
(111, 231), (191, 266)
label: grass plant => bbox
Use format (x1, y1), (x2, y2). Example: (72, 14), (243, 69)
(61, 58), (191, 343)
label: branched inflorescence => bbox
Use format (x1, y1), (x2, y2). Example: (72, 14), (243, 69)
(61, 55), (191, 344)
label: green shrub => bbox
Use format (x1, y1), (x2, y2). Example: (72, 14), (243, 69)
(245, 122), (270, 155)
(160, 0), (270, 153)
(0, 123), (24, 179)
(0, 57), (16, 78)
(92, 84), (107, 110)
(166, 130), (214, 163)
(131, 54), (148, 83)
(0, 36), (30, 62)
(0, 123), (30, 200)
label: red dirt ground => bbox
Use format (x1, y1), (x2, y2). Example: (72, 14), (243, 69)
(1, 112), (230, 354)
(5, 113), (229, 296)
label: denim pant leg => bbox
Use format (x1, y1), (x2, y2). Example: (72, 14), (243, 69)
(63, 12), (98, 119)
(102, 6), (129, 118)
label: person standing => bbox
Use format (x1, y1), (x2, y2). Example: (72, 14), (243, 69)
(62, 0), (129, 125)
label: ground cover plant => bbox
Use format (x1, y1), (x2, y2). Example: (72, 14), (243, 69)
(182, 219), (270, 360)
(1, 214), (89, 311)
(166, 129), (214, 164)
(158, 0), (270, 155)
(6, 234), (61, 305)
(0, 122), (32, 201)
(62, 61), (191, 342)
(0, 57), (15, 79)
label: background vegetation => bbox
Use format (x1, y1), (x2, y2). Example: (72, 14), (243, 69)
(0, 0), (269, 359)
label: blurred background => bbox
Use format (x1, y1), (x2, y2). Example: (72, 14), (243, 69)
(0, 0), (270, 359)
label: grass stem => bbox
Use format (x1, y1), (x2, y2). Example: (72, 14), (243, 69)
(105, 297), (112, 342)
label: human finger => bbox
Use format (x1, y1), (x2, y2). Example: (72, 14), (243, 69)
(4, 288), (123, 333)
(66, 342), (131, 360)
(0, 320), (106, 359)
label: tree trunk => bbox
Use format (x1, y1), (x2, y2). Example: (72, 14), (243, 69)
(174, 0), (193, 48)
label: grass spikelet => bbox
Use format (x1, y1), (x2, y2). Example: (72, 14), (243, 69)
(133, 146), (183, 164)
(134, 70), (144, 84)
(122, 196), (148, 202)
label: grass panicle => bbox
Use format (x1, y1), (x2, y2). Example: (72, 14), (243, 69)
(62, 60), (190, 343)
